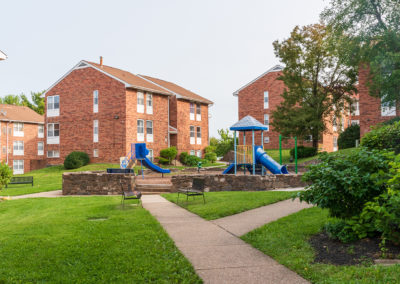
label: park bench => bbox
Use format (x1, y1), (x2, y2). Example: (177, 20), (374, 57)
(6, 176), (34, 188)
(120, 183), (142, 208)
(177, 177), (206, 204)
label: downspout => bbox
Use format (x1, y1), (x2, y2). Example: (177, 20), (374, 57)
(167, 96), (170, 148)
(6, 121), (9, 165)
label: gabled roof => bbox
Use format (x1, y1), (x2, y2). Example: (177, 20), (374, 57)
(0, 50), (7, 60)
(233, 64), (284, 96)
(139, 75), (213, 105)
(43, 60), (172, 97)
(230, 115), (268, 131)
(0, 104), (44, 124)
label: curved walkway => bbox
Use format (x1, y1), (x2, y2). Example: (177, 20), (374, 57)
(142, 195), (310, 284)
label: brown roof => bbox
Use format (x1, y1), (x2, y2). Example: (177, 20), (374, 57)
(140, 75), (213, 105)
(84, 61), (172, 96)
(0, 104), (44, 124)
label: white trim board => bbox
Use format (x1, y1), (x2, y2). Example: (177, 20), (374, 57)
(232, 64), (284, 96)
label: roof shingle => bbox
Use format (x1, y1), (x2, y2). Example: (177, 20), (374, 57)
(0, 104), (43, 124)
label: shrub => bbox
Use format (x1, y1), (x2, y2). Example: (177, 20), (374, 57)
(156, 156), (169, 165)
(185, 155), (201, 167)
(179, 152), (189, 165)
(361, 121), (400, 154)
(289, 146), (317, 159)
(204, 152), (217, 163)
(205, 145), (216, 154)
(159, 147), (177, 164)
(338, 124), (360, 150)
(0, 162), (12, 191)
(298, 148), (391, 219)
(64, 151), (90, 169)
(382, 116), (400, 125)
(324, 220), (359, 243)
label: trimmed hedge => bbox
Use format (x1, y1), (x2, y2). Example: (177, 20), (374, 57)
(64, 151), (90, 169)
(204, 152), (217, 163)
(159, 147), (177, 164)
(290, 146), (317, 159)
(361, 121), (400, 154)
(338, 124), (360, 150)
(179, 152), (189, 165)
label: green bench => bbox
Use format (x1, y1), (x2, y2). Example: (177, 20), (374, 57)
(6, 176), (34, 188)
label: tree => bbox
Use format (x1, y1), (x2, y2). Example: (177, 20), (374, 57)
(0, 91), (45, 115)
(322, 0), (400, 104)
(271, 24), (358, 148)
(215, 129), (235, 157)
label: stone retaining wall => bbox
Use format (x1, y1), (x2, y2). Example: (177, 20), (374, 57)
(171, 174), (307, 192)
(62, 171), (135, 195)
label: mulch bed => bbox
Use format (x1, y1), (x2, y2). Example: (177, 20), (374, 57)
(309, 232), (400, 265)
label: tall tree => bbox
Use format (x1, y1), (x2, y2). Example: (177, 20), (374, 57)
(0, 91), (45, 115)
(322, 0), (400, 104)
(271, 24), (358, 148)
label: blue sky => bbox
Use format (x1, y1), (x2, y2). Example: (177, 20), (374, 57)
(0, 0), (326, 137)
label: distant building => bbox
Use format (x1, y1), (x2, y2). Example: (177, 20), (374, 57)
(0, 104), (45, 174)
(42, 59), (213, 165)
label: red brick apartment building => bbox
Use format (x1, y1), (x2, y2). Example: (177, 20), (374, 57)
(43, 59), (213, 165)
(0, 105), (45, 174)
(234, 65), (398, 152)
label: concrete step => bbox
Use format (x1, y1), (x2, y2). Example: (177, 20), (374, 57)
(136, 184), (173, 193)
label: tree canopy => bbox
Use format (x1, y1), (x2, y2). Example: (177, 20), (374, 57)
(0, 91), (45, 115)
(271, 24), (358, 148)
(322, 0), (400, 104)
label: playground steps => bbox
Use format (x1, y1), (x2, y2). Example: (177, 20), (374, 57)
(135, 183), (173, 193)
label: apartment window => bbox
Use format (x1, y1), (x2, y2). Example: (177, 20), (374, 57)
(137, 92), (144, 113)
(13, 141), (24, 156)
(93, 120), (99, 143)
(47, 150), (60, 158)
(333, 116), (338, 132)
(2, 146), (6, 154)
(190, 126), (195, 145)
(13, 160), (24, 175)
(196, 104), (201, 121)
(47, 95), (60, 117)
(381, 96), (396, 116)
(190, 150), (195, 156)
(351, 120), (360, 125)
(264, 136), (270, 144)
(47, 123), (60, 144)
(333, 136), (338, 152)
(196, 150), (202, 158)
(38, 125), (44, 138)
(146, 93), (153, 114)
(264, 114), (269, 130)
(13, 123), (24, 137)
(146, 149), (154, 162)
(351, 100), (360, 116)
(137, 120), (144, 141)
(305, 135), (313, 142)
(196, 127), (201, 145)
(146, 120), (153, 142)
(2, 126), (6, 135)
(341, 117), (345, 132)
(38, 142), (44, 156)
(93, 90), (99, 113)
(93, 149), (99, 158)
(264, 91), (269, 109)
(189, 103), (195, 120)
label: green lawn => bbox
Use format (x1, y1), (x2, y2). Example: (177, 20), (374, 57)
(242, 207), (400, 283)
(0, 163), (119, 197)
(0, 197), (201, 283)
(162, 191), (298, 220)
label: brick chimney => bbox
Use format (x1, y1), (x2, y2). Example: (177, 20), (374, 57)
(100, 56), (103, 67)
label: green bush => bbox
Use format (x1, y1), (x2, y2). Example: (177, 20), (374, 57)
(382, 116), (400, 125)
(179, 152), (189, 165)
(204, 145), (216, 153)
(185, 155), (201, 167)
(338, 124), (360, 150)
(289, 146), (317, 159)
(361, 121), (400, 154)
(159, 147), (177, 164)
(204, 152), (217, 163)
(298, 148), (391, 219)
(324, 220), (359, 243)
(156, 156), (169, 165)
(0, 162), (12, 191)
(64, 151), (90, 170)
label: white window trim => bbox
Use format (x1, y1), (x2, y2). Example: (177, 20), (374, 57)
(137, 92), (145, 114)
(190, 126), (195, 145)
(264, 136), (270, 144)
(196, 127), (201, 145)
(196, 104), (201, 121)
(13, 123), (24, 137)
(264, 114), (269, 131)
(13, 141), (24, 156)
(47, 123), (60, 144)
(38, 125), (44, 138)
(93, 90), (99, 113)
(137, 119), (144, 142)
(93, 120), (98, 143)
(47, 95), (60, 117)
(13, 160), (24, 175)
(196, 150), (202, 158)
(146, 93), (153, 115)
(146, 149), (154, 162)
(190, 150), (195, 156)
(47, 150), (60, 158)
(264, 91), (269, 109)
(189, 103), (195, 120)
(146, 120), (153, 142)
(381, 98), (396, 117)
(93, 149), (99, 157)
(38, 142), (44, 156)
(351, 120), (360, 125)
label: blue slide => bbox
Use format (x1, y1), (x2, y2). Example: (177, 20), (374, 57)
(254, 146), (288, 174)
(135, 143), (171, 174)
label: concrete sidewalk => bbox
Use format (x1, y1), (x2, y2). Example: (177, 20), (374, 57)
(1, 190), (63, 200)
(212, 198), (313, 236)
(142, 195), (309, 284)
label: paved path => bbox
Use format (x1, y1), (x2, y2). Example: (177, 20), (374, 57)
(212, 198), (312, 237)
(1, 190), (63, 200)
(142, 195), (309, 284)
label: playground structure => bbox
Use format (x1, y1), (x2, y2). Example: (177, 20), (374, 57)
(223, 115), (290, 175)
(120, 143), (170, 176)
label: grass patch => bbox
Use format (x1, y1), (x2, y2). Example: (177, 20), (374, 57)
(162, 191), (297, 220)
(0, 163), (119, 197)
(242, 207), (400, 283)
(0, 197), (201, 283)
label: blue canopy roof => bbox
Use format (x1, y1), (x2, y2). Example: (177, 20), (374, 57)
(230, 115), (269, 131)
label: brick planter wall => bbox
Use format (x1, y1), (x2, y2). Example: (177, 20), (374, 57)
(170, 174), (308, 192)
(62, 171), (135, 195)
